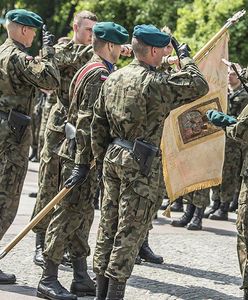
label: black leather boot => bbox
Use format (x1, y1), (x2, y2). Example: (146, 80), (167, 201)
(187, 207), (204, 230)
(106, 278), (126, 300)
(37, 259), (77, 300)
(170, 197), (184, 212)
(0, 270), (16, 284)
(33, 232), (45, 267)
(139, 234), (163, 264)
(95, 274), (109, 300)
(209, 202), (229, 220)
(229, 193), (239, 212)
(203, 199), (220, 218)
(70, 257), (96, 297)
(244, 288), (248, 300)
(170, 203), (195, 227)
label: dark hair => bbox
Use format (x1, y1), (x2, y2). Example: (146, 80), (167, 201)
(92, 33), (107, 51)
(132, 37), (149, 57)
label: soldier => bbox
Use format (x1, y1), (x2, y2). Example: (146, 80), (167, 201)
(91, 24), (209, 299)
(205, 64), (248, 220)
(0, 9), (60, 284)
(206, 79), (248, 300)
(31, 10), (97, 268)
(37, 22), (130, 300)
(171, 189), (210, 230)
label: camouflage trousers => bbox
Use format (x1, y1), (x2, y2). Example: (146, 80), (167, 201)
(38, 100), (54, 157)
(184, 188), (210, 208)
(32, 128), (64, 233)
(93, 157), (162, 282)
(0, 122), (30, 240)
(212, 138), (242, 204)
(43, 159), (96, 264)
(237, 175), (248, 289)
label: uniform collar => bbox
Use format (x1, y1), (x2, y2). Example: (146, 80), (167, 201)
(103, 59), (114, 73)
(91, 53), (115, 73)
(131, 58), (156, 71)
(7, 38), (27, 51)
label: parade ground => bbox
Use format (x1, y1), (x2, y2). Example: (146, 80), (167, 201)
(0, 161), (242, 300)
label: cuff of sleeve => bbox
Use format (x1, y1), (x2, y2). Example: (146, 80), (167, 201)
(160, 55), (171, 70)
(41, 46), (55, 58)
(180, 57), (195, 68)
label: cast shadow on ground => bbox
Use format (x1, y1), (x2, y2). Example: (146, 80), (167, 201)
(128, 275), (241, 300)
(136, 262), (240, 286)
(0, 284), (37, 297)
(153, 217), (237, 237)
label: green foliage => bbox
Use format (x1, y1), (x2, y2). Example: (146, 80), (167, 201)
(0, 0), (247, 65)
(175, 0), (248, 65)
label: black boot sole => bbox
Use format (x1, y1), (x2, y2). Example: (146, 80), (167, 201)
(37, 291), (50, 299)
(37, 290), (77, 300)
(71, 289), (96, 297)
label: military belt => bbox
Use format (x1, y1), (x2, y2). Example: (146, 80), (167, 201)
(112, 137), (134, 150)
(0, 110), (8, 121)
(112, 137), (160, 157)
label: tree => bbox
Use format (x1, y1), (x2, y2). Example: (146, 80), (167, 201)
(175, 0), (248, 66)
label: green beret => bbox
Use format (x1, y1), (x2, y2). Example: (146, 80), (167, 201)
(93, 22), (129, 45)
(133, 24), (171, 47)
(6, 9), (43, 28)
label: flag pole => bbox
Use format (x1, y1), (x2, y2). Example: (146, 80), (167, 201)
(194, 9), (246, 63)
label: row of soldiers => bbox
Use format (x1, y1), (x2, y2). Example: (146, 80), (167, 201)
(0, 7), (247, 300)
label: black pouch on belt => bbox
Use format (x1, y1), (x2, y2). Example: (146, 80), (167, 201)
(133, 139), (159, 177)
(8, 109), (31, 143)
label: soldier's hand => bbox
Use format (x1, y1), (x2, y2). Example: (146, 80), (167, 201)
(178, 43), (191, 60)
(121, 44), (132, 57)
(64, 164), (90, 188)
(206, 109), (237, 127)
(42, 25), (55, 47)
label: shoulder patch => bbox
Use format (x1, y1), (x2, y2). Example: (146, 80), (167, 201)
(100, 74), (108, 81)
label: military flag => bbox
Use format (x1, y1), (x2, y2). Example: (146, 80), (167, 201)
(162, 10), (245, 202)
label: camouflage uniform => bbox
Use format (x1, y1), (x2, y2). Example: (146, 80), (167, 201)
(212, 85), (248, 204)
(226, 103), (248, 289)
(184, 188), (210, 208)
(30, 91), (44, 161)
(32, 41), (92, 233)
(0, 38), (60, 240)
(38, 91), (57, 156)
(43, 54), (110, 263)
(91, 57), (209, 281)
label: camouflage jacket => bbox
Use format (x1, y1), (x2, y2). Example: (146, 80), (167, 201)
(0, 38), (60, 116)
(228, 84), (248, 117)
(226, 104), (248, 176)
(46, 40), (93, 133)
(91, 57), (209, 165)
(59, 54), (109, 164)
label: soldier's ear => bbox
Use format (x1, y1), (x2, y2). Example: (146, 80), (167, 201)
(21, 25), (27, 36)
(107, 42), (114, 51)
(73, 23), (78, 33)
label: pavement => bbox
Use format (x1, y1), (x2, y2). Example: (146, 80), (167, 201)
(0, 161), (243, 299)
